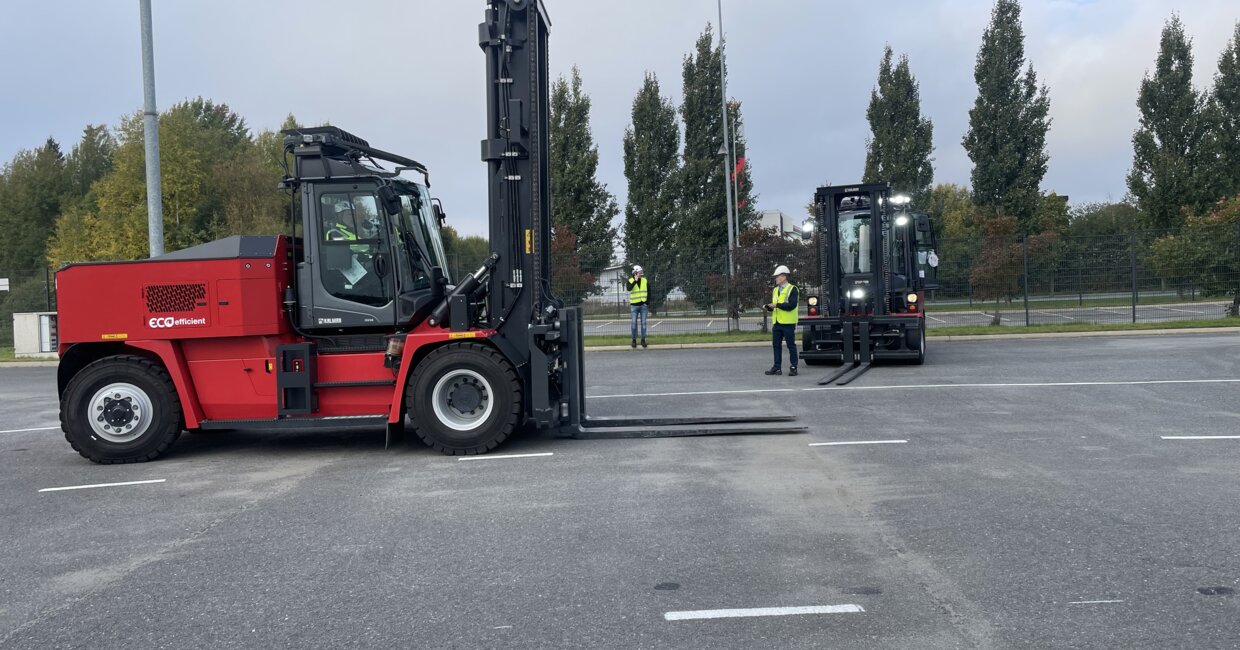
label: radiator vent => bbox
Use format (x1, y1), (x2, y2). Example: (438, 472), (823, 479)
(145, 283), (207, 313)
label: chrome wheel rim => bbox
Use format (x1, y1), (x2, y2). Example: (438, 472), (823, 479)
(88, 382), (154, 443)
(431, 369), (494, 432)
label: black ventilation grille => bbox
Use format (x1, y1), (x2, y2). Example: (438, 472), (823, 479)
(145, 284), (207, 313)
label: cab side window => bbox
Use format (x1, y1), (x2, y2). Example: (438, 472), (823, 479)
(318, 192), (392, 307)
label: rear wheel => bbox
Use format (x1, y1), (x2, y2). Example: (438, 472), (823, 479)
(407, 343), (522, 455)
(61, 355), (183, 463)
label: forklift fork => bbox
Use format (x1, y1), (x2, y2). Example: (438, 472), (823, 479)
(556, 309), (807, 441)
(817, 320), (873, 386)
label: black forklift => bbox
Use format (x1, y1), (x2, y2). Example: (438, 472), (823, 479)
(800, 183), (938, 385)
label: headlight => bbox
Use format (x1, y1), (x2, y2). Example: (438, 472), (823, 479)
(907, 293), (918, 303)
(895, 215), (910, 227)
(807, 296), (819, 307)
(849, 288), (866, 300)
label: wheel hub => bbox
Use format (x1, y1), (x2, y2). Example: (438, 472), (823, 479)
(448, 383), (484, 414)
(102, 396), (137, 427)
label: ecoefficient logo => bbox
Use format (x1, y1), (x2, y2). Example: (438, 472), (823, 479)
(148, 317), (208, 329)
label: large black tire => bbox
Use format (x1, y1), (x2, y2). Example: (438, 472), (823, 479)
(907, 325), (926, 365)
(407, 343), (522, 455)
(61, 355), (184, 464)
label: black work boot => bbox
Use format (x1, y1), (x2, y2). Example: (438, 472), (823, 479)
(641, 338), (647, 348)
(764, 367), (782, 376)
(789, 367), (798, 377)
(631, 339), (637, 349)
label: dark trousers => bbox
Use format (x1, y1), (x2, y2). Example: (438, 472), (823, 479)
(772, 323), (798, 369)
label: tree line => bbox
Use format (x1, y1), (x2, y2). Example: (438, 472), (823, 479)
(1, 2), (1238, 325)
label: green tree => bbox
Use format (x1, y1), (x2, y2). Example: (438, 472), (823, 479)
(622, 72), (680, 312)
(963, 0), (1051, 234)
(441, 225), (491, 281)
(65, 125), (115, 203)
(677, 25), (745, 307)
(49, 99), (263, 266)
(926, 183), (979, 294)
(1205, 22), (1240, 200)
(548, 225), (596, 302)
(1148, 195), (1240, 314)
(1128, 15), (1209, 231)
(864, 46), (934, 207)
(549, 66), (618, 282)
(0, 137), (69, 270)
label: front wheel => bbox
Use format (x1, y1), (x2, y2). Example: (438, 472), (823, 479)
(61, 355), (184, 463)
(907, 324), (926, 365)
(407, 343), (522, 455)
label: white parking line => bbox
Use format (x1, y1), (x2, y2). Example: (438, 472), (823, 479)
(651, 320), (664, 329)
(457, 452), (554, 462)
(0, 425), (59, 435)
(810, 440), (907, 447)
(588, 378), (1240, 399)
(665, 604), (863, 621)
(707, 320), (714, 328)
(1068, 600), (1125, 605)
(1036, 310), (1075, 320)
(1156, 307), (1205, 314)
(39, 479), (166, 493)
(1160, 436), (1240, 440)
(594, 321), (615, 330)
(926, 315), (947, 324)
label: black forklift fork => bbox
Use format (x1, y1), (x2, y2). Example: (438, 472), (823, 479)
(556, 308), (806, 440)
(817, 320), (874, 386)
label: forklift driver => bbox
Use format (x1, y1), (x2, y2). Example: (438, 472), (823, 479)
(321, 199), (386, 306)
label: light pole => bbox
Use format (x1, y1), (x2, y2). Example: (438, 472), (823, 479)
(717, 0), (736, 277)
(139, 0), (164, 257)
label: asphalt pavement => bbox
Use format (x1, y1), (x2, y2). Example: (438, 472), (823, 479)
(1, 333), (1238, 648)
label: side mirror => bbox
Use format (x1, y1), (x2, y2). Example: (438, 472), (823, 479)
(915, 213), (931, 233)
(432, 198), (447, 225)
(378, 185), (402, 216)
(430, 266), (447, 298)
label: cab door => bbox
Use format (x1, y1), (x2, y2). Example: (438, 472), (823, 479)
(298, 184), (398, 330)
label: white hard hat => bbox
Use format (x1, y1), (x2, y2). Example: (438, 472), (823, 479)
(633, 265), (643, 273)
(772, 265), (790, 276)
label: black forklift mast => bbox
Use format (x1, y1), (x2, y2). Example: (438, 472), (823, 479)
(477, 0), (803, 439)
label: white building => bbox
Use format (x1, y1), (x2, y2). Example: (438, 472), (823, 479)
(757, 210), (806, 240)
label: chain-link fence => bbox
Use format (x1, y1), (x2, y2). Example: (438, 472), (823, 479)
(553, 225), (1240, 336)
(0, 268), (56, 348)
(7, 224), (1235, 348)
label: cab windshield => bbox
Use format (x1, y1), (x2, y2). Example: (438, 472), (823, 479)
(394, 183), (450, 289)
(838, 212), (872, 274)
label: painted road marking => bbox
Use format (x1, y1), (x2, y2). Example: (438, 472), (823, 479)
(457, 452), (554, 462)
(594, 321), (615, 329)
(664, 604), (864, 621)
(1156, 306), (1205, 314)
(810, 440), (907, 447)
(1068, 600), (1125, 605)
(651, 320), (664, 329)
(1160, 436), (1240, 440)
(1, 425), (59, 435)
(588, 378), (1240, 399)
(1037, 310), (1075, 320)
(39, 479), (166, 493)
(926, 315), (947, 324)
(707, 320), (714, 328)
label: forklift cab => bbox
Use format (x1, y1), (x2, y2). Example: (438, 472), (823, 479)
(285, 128), (450, 334)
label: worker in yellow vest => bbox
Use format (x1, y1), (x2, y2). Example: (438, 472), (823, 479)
(764, 265), (799, 376)
(627, 264), (649, 348)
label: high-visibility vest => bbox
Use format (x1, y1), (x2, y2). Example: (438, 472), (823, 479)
(629, 277), (648, 304)
(772, 283), (798, 325)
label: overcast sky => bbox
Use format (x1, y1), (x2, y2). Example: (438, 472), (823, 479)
(2, 1), (1237, 238)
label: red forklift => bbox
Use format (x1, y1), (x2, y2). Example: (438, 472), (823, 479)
(800, 183), (938, 385)
(53, 0), (801, 464)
